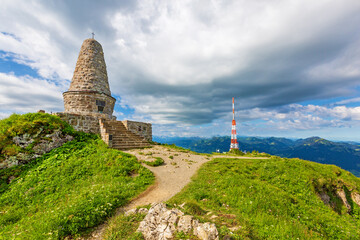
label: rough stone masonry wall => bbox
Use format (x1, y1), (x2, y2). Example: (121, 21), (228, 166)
(99, 119), (111, 146)
(122, 120), (152, 141)
(55, 112), (102, 134)
(69, 38), (111, 95)
(63, 91), (115, 117)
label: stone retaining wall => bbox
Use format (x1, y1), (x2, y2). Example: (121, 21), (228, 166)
(122, 120), (152, 141)
(55, 112), (107, 134)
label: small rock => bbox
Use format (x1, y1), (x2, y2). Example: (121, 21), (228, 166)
(192, 218), (199, 229)
(177, 215), (194, 234)
(319, 191), (331, 205)
(229, 226), (242, 232)
(125, 208), (138, 216)
(337, 189), (352, 212)
(8, 176), (16, 183)
(352, 192), (360, 206)
(194, 222), (219, 240)
(138, 208), (149, 215)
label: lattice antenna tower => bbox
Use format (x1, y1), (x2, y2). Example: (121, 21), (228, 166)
(230, 97), (239, 150)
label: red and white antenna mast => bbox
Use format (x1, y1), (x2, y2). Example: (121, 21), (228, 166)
(230, 97), (239, 150)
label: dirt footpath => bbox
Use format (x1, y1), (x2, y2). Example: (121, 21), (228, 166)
(124, 145), (212, 208)
(86, 145), (267, 239)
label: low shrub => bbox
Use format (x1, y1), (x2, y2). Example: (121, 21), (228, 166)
(143, 157), (164, 167)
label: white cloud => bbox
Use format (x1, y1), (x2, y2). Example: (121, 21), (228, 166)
(0, 0), (360, 135)
(0, 112), (11, 120)
(235, 104), (360, 131)
(308, 38), (360, 80)
(0, 72), (63, 113)
(334, 97), (360, 105)
(106, 0), (360, 124)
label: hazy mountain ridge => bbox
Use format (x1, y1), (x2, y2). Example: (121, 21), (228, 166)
(153, 136), (360, 177)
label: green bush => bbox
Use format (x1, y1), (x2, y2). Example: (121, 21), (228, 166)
(143, 157), (164, 167)
(229, 149), (245, 155)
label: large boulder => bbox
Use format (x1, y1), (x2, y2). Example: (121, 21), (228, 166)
(136, 203), (219, 240)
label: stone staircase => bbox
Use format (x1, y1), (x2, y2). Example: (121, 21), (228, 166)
(99, 119), (151, 150)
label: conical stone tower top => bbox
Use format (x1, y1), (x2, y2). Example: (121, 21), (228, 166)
(63, 38), (115, 117)
(69, 38), (111, 95)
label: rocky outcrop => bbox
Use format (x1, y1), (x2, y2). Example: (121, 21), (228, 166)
(316, 182), (360, 214)
(352, 192), (360, 206)
(133, 203), (219, 240)
(336, 189), (352, 212)
(0, 130), (73, 169)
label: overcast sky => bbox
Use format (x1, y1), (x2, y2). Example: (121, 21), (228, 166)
(1, 0), (360, 140)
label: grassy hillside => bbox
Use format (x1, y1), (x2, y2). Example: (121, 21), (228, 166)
(155, 136), (360, 177)
(168, 157), (360, 239)
(0, 114), (154, 239)
(0, 113), (74, 163)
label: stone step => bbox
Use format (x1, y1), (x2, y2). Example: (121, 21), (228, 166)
(112, 145), (150, 149)
(100, 119), (150, 150)
(113, 142), (148, 146)
(112, 144), (150, 148)
(112, 135), (147, 140)
(113, 139), (147, 142)
(112, 136), (148, 142)
(113, 145), (149, 148)
(112, 134), (147, 141)
(112, 141), (149, 145)
(113, 142), (149, 146)
(112, 139), (149, 143)
(112, 139), (149, 144)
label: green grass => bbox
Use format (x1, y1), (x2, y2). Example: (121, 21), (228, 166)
(103, 213), (145, 240)
(161, 143), (191, 152)
(168, 156), (360, 239)
(212, 150), (271, 158)
(0, 113), (75, 161)
(142, 157), (164, 167)
(0, 134), (154, 239)
(161, 144), (212, 157)
(229, 149), (245, 155)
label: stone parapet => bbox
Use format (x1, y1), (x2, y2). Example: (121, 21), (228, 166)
(54, 112), (102, 134)
(122, 120), (152, 141)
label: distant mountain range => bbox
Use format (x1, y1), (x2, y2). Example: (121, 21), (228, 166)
(153, 136), (360, 177)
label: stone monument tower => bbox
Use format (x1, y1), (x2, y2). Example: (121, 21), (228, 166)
(63, 38), (116, 118)
(56, 37), (152, 149)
